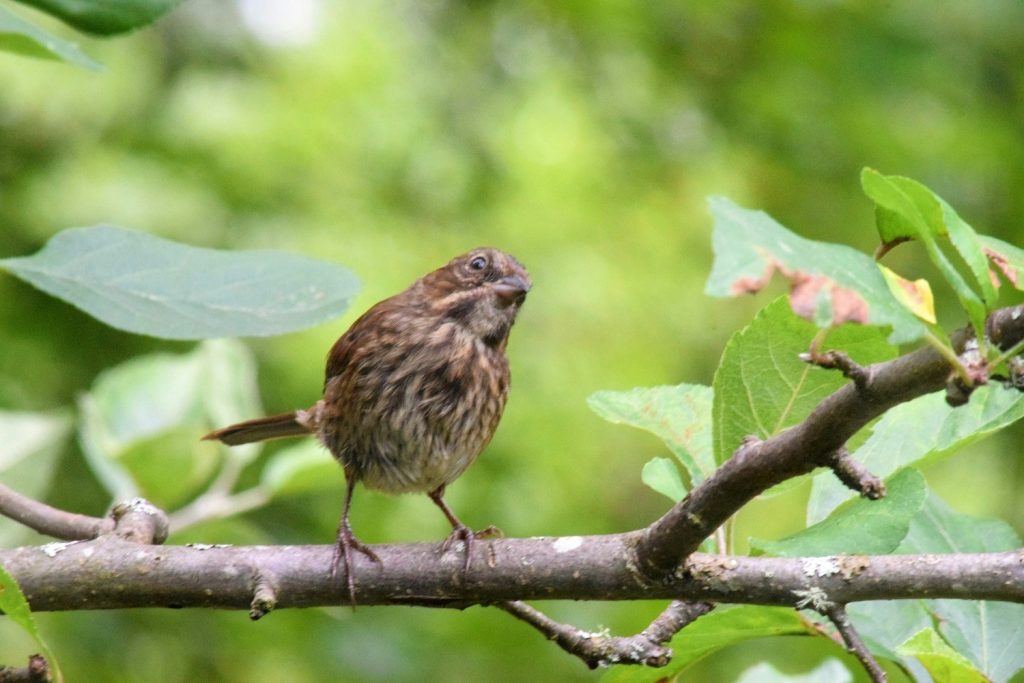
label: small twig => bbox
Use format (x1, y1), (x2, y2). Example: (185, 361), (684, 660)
(639, 600), (716, 645)
(497, 599), (714, 669)
(206, 454), (246, 497)
(714, 526), (727, 555)
(824, 604), (887, 683)
(0, 654), (50, 683)
(800, 349), (870, 390)
(249, 570), (279, 621)
(821, 448), (885, 499)
(0, 481), (113, 540)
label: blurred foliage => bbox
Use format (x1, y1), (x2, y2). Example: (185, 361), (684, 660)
(2, 1), (1024, 681)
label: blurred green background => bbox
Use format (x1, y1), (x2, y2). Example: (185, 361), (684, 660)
(2, 1), (1024, 681)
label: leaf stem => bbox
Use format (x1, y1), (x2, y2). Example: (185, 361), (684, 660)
(923, 330), (970, 384)
(988, 337), (1024, 369)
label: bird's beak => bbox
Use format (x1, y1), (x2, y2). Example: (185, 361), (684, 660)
(492, 274), (531, 307)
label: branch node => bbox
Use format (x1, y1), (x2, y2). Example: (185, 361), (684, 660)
(823, 604), (887, 683)
(249, 571), (279, 621)
(110, 498), (169, 545)
(0, 654), (51, 683)
(822, 448), (885, 499)
(946, 340), (988, 407)
(800, 349), (870, 390)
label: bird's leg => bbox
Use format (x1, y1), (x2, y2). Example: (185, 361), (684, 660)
(331, 477), (381, 605)
(428, 485), (502, 575)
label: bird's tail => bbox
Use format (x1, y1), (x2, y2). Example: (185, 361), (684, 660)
(202, 411), (311, 446)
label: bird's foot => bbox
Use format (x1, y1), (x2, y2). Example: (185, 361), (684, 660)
(330, 524), (381, 606)
(440, 524), (503, 575)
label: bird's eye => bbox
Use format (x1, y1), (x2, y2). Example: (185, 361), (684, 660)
(468, 256), (488, 271)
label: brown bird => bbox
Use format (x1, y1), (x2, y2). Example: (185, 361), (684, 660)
(203, 248), (531, 600)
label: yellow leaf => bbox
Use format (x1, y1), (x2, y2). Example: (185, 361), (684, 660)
(879, 265), (936, 324)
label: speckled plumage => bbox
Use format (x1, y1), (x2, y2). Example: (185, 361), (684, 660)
(205, 247), (530, 600)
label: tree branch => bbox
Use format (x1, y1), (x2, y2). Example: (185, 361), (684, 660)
(0, 481), (112, 541)
(634, 307), (1024, 580)
(1, 537), (1021, 611)
(3, 305), (1024, 675)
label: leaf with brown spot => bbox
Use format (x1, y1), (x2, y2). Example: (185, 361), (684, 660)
(879, 265), (936, 324)
(981, 236), (1024, 290)
(705, 196), (927, 344)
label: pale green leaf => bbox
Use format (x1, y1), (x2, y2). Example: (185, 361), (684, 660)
(640, 457), (686, 501)
(897, 628), (988, 683)
(846, 600), (933, 661)
(808, 384), (1024, 524)
(0, 4), (99, 68)
(751, 468), (926, 557)
(260, 440), (341, 496)
(78, 340), (263, 505)
(704, 196), (927, 344)
(736, 659), (853, 683)
(712, 297), (895, 467)
(0, 226), (360, 340)
(900, 493), (1024, 682)
(588, 384), (714, 485)
(118, 427), (220, 509)
(0, 411), (71, 545)
(601, 606), (813, 683)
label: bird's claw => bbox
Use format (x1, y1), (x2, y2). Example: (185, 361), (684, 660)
(331, 525), (381, 606)
(440, 524), (503, 575)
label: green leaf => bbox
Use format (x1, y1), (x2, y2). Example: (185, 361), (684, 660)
(846, 600), (933, 661)
(861, 169), (991, 329)
(0, 4), (99, 68)
(640, 457), (686, 501)
(195, 339), (264, 463)
(0, 562), (62, 682)
(117, 427), (220, 509)
(807, 384), (1024, 524)
(750, 468), (926, 557)
(900, 493), (1024, 682)
(78, 340), (263, 506)
(735, 659), (853, 683)
(11, 0), (181, 35)
(601, 606), (814, 683)
(704, 196), (927, 344)
(896, 628), (988, 683)
(712, 297), (896, 467)
(588, 384), (714, 485)
(260, 440), (341, 496)
(0, 411), (71, 545)
(0, 226), (360, 340)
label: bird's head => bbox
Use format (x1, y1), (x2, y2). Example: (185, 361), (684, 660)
(420, 247), (531, 347)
